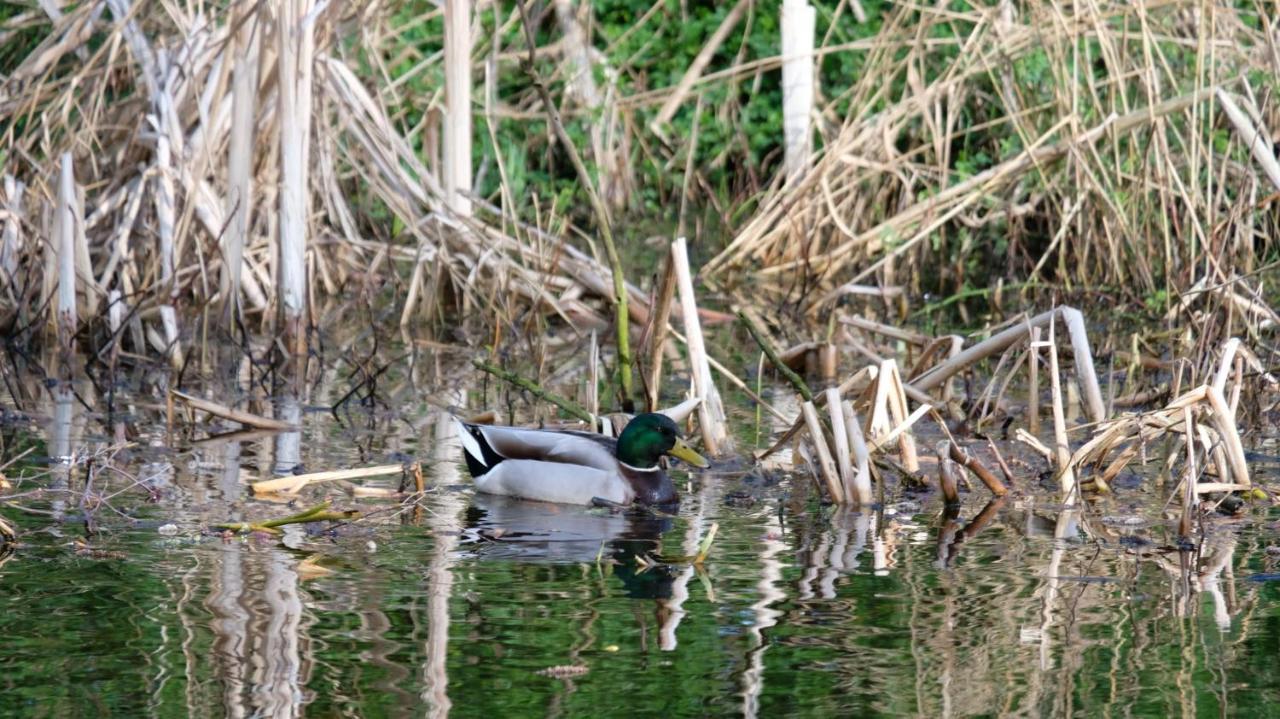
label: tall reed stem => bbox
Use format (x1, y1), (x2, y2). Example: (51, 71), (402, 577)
(278, 0), (316, 355)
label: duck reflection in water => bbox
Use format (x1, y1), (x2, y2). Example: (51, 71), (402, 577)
(462, 494), (680, 599)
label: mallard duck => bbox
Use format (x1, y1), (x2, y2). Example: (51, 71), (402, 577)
(456, 413), (709, 506)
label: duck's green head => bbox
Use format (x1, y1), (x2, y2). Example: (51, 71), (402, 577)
(616, 413), (710, 470)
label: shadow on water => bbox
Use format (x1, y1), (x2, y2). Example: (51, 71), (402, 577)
(2, 324), (1280, 717)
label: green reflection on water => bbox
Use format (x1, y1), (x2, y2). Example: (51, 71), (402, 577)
(5, 489), (1280, 717)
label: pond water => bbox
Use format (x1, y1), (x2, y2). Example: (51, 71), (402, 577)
(3, 324), (1280, 718)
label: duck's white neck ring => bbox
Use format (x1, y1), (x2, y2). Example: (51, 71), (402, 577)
(619, 461), (660, 473)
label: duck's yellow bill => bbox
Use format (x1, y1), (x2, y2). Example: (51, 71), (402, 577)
(667, 437), (710, 468)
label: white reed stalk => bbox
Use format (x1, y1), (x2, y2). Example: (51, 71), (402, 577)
(1027, 325), (1041, 435)
(149, 105), (181, 364)
(1217, 89), (1280, 192)
(444, 0), (472, 216)
(780, 0), (815, 183)
(1, 176), (24, 300)
(1047, 319), (1075, 502)
(55, 153), (77, 344)
(588, 330), (599, 430)
(278, 0), (316, 349)
(105, 0), (159, 97)
(1060, 307), (1105, 422)
(1205, 386), (1250, 487)
(842, 400), (874, 506)
(825, 387), (852, 502)
(70, 181), (99, 317)
(1180, 406), (1198, 538)
(672, 237), (731, 454)
(883, 361), (920, 471)
(802, 401), (842, 502)
(225, 0), (260, 321)
(107, 289), (125, 362)
(107, 289), (124, 337)
(1211, 337), (1241, 395)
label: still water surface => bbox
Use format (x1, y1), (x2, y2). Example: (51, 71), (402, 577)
(2, 336), (1280, 717)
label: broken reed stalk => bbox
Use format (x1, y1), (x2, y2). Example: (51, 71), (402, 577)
(251, 464), (407, 494)
(672, 237), (731, 454)
(472, 359), (595, 425)
(757, 365), (878, 463)
(937, 443), (962, 507)
(911, 307), (1105, 424)
(278, 0), (317, 355)
(171, 389), (299, 430)
(819, 343), (838, 385)
(1212, 338), (1241, 395)
(1216, 90), (1280, 192)
(801, 400), (843, 502)
(867, 405), (930, 455)
(1205, 386), (1250, 488)
(517, 1), (632, 406)
(869, 360), (920, 471)
(948, 442), (1008, 497)
(216, 500), (359, 533)
(645, 253), (678, 412)
(825, 387), (854, 503)
(739, 311), (814, 402)
(694, 522), (719, 564)
(841, 315), (930, 346)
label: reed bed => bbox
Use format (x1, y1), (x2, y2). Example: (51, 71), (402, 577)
(0, 0), (653, 368)
(707, 0), (1280, 311)
(753, 300), (1274, 536)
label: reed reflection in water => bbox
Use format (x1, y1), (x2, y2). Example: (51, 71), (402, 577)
(2, 351), (1280, 717)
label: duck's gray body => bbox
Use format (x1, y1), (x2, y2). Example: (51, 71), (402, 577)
(456, 421), (678, 506)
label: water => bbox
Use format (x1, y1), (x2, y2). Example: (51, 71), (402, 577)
(3, 334), (1280, 717)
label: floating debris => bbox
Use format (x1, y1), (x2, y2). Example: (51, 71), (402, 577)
(535, 665), (589, 678)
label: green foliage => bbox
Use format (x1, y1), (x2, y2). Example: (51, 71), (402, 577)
(364, 0), (887, 234)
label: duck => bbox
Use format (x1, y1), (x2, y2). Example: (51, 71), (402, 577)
(455, 413), (709, 506)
